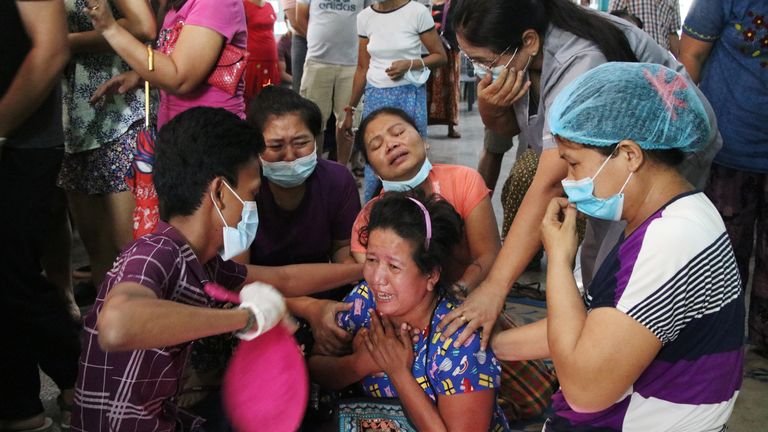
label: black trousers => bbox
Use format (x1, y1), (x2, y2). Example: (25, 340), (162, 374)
(0, 147), (80, 419)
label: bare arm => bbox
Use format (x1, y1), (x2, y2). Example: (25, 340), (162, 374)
(440, 149), (567, 349)
(309, 330), (380, 389)
(294, 3), (309, 38)
(419, 27), (447, 69)
(244, 262), (362, 297)
(278, 58), (292, 85)
(86, 0), (224, 94)
(347, 37), (370, 108)
(69, 0), (156, 54)
(457, 196), (501, 290)
(542, 198), (660, 412)
(667, 32), (680, 59)
(0, 0), (69, 137)
(679, 33), (714, 84)
(97, 282), (250, 351)
(491, 318), (549, 361)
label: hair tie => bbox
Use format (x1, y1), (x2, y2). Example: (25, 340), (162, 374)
(407, 197), (432, 249)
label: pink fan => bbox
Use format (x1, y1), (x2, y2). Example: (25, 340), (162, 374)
(205, 283), (309, 432)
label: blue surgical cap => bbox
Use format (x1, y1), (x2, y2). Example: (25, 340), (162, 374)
(548, 62), (711, 152)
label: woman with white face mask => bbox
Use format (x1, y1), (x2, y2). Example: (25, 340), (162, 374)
(350, 107), (500, 301)
(341, 0), (447, 202)
(494, 63), (744, 431)
(246, 86), (363, 357)
(439, 0), (723, 352)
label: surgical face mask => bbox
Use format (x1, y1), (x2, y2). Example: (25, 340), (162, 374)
(403, 58), (431, 87)
(561, 152), (633, 221)
(381, 158), (433, 192)
(473, 47), (518, 82)
(260, 149), (318, 188)
(211, 181), (259, 260)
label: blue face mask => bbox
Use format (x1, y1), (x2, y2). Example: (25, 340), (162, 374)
(260, 150), (318, 188)
(403, 58), (431, 87)
(561, 153), (633, 221)
(381, 158), (433, 192)
(473, 47), (518, 82)
(212, 181), (259, 261)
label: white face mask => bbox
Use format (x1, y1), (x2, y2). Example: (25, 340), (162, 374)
(403, 58), (431, 87)
(260, 149), (318, 188)
(381, 158), (433, 192)
(211, 180), (259, 261)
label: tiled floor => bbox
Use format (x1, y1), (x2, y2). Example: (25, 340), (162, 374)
(37, 103), (767, 431)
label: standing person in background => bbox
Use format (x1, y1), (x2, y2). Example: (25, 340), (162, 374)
(287, 0), (309, 92)
(277, 29), (293, 88)
(0, 1), (80, 430)
(243, 0), (280, 103)
(86, 0), (247, 129)
(342, 0), (447, 202)
(426, 0), (461, 139)
(679, 0), (768, 358)
(59, 0), (156, 304)
(608, 0), (681, 56)
(297, 0), (370, 165)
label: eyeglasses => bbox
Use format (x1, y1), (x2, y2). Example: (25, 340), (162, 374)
(461, 44), (513, 73)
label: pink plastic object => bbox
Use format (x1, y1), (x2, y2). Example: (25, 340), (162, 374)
(204, 283), (309, 432)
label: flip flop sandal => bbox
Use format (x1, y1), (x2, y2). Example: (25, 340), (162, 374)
(509, 282), (546, 302)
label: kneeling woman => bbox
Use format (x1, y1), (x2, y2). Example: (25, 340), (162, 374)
(310, 192), (509, 431)
(493, 63), (744, 431)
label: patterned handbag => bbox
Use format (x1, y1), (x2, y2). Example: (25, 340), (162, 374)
(157, 21), (248, 95)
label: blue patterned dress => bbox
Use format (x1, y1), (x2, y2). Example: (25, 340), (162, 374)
(336, 281), (511, 431)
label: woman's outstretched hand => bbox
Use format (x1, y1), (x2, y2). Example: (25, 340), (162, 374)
(438, 281), (504, 351)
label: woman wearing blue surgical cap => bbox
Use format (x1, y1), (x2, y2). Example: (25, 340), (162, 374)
(494, 62), (744, 431)
(438, 0), (723, 350)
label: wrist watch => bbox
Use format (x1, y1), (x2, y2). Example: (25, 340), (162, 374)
(235, 307), (257, 337)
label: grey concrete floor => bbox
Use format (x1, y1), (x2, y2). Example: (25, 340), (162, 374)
(37, 102), (767, 431)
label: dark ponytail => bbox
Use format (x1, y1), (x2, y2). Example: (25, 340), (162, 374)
(452, 0), (638, 62)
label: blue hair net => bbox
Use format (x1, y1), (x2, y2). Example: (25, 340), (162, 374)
(548, 62), (711, 152)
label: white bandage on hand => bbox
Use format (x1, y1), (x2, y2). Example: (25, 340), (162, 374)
(236, 282), (287, 341)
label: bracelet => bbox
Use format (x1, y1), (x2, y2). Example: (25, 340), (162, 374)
(235, 307), (256, 337)
(344, 105), (357, 113)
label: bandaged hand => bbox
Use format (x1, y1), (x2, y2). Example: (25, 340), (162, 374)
(236, 282), (287, 341)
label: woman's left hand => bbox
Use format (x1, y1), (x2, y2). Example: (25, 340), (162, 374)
(364, 310), (414, 377)
(385, 60), (413, 80)
(541, 197), (579, 266)
(84, 0), (117, 33)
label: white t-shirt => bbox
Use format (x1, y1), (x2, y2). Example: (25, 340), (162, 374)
(356, 1), (434, 88)
(299, 0), (370, 66)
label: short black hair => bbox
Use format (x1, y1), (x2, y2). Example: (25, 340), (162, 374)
(355, 107), (421, 163)
(359, 190), (464, 281)
(247, 85), (323, 137)
(610, 9), (644, 29)
(154, 107), (264, 220)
